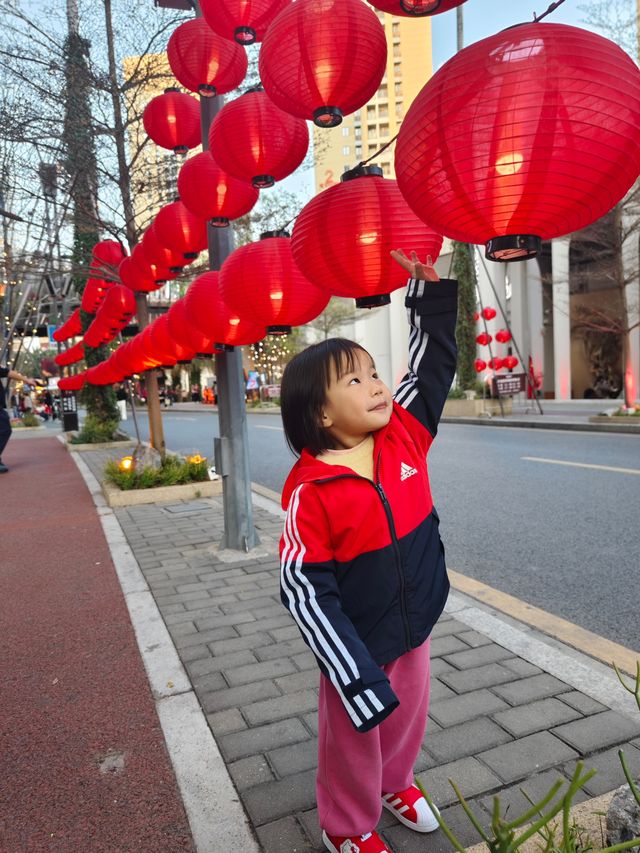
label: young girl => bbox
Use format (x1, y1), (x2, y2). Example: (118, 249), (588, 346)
(279, 251), (458, 853)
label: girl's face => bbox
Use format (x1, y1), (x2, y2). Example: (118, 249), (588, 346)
(320, 349), (393, 449)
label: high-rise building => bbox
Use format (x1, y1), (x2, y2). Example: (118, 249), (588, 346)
(313, 13), (432, 190)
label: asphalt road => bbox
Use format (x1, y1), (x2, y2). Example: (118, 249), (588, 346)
(119, 409), (639, 651)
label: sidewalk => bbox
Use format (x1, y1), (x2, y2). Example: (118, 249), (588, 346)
(2, 431), (640, 852)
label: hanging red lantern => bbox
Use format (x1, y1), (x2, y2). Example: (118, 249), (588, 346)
(168, 19), (248, 98)
(184, 272), (266, 347)
(55, 341), (85, 366)
(153, 314), (195, 363)
(81, 278), (111, 314)
(367, 0), (466, 18)
(130, 243), (174, 285)
(145, 320), (177, 367)
(92, 240), (126, 280)
(118, 256), (158, 293)
(167, 298), (219, 355)
(142, 226), (185, 273)
(292, 165), (443, 308)
(83, 315), (110, 349)
(127, 335), (164, 373)
(86, 361), (123, 386)
(259, 0), (386, 128)
(474, 358), (487, 373)
(503, 355), (519, 370)
(52, 308), (82, 342)
(177, 151), (259, 226)
(476, 332), (492, 346)
(84, 285), (137, 347)
(154, 201), (208, 259)
(143, 88), (201, 155)
(495, 329), (512, 344)
(488, 357), (504, 371)
(58, 372), (86, 391)
(482, 306), (497, 321)
(220, 232), (329, 334)
(473, 311), (480, 322)
(396, 23), (640, 261)
(209, 88), (309, 189)
(200, 0), (290, 45)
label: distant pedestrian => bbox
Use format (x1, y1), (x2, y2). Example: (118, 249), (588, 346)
(278, 251), (457, 853)
(116, 385), (127, 420)
(0, 366), (38, 473)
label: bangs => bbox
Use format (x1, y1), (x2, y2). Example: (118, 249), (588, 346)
(323, 340), (369, 390)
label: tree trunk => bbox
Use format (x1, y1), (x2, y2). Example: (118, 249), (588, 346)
(452, 241), (478, 390)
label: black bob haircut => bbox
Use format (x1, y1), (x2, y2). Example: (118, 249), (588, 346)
(280, 338), (371, 456)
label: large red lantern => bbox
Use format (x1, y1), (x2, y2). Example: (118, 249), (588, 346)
(58, 372), (86, 391)
(259, 0), (386, 128)
(143, 88), (201, 155)
(167, 299), (219, 355)
(184, 271), (266, 347)
(153, 314), (195, 363)
(52, 308), (82, 342)
(142, 226), (185, 273)
(200, 0), (290, 45)
(145, 320), (177, 367)
(84, 285), (137, 347)
(85, 361), (123, 386)
(92, 240), (126, 280)
(177, 152), (259, 226)
(130, 244), (174, 285)
(220, 232), (329, 334)
(154, 201), (208, 259)
(81, 278), (111, 313)
(118, 256), (158, 293)
(291, 165), (443, 308)
(209, 89), (308, 189)
(396, 23), (640, 261)
(168, 19), (248, 98)
(55, 341), (85, 366)
(367, 0), (466, 18)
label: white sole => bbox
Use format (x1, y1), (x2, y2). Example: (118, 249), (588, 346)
(322, 830), (391, 853)
(381, 799), (440, 833)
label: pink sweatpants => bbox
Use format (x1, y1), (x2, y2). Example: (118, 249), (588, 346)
(316, 638), (431, 836)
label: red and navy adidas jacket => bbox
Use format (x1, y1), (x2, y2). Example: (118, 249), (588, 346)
(279, 277), (458, 732)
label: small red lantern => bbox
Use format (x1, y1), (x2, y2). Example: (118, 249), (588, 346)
(143, 88), (201, 155)
(367, 0), (466, 17)
(92, 240), (126, 280)
(52, 308), (82, 342)
(220, 232), (329, 334)
(495, 329), (512, 344)
(209, 88), (309, 189)
(482, 307), (497, 321)
(473, 311), (480, 322)
(488, 357), (504, 371)
(81, 278), (111, 314)
(504, 355), (519, 370)
(142, 226), (185, 273)
(474, 358), (487, 373)
(58, 372), (86, 391)
(396, 23), (640, 261)
(118, 256), (159, 293)
(55, 341), (85, 366)
(476, 332), (492, 346)
(200, 0), (290, 45)
(168, 19), (248, 98)
(154, 201), (208, 259)
(184, 272), (266, 347)
(259, 0), (386, 128)
(178, 151), (259, 226)
(292, 165), (443, 308)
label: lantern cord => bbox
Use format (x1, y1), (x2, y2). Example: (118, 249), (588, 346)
(358, 133), (400, 169)
(475, 247), (545, 415)
(532, 0), (567, 23)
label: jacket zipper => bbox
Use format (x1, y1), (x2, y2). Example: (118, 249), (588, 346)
(311, 463), (412, 653)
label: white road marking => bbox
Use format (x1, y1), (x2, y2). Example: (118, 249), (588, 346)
(165, 416), (196, 421)
(254, 424), (283, 431)
(522, 456), (640, 475)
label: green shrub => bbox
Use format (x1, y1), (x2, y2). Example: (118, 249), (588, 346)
(447, 387), (467, 399)
(104, 455), (210, 491)
(21, 412), (41, 427)
(71, 414), (122, 444)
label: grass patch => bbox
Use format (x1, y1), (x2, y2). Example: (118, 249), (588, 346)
(70, 414), (128, 444)
(105, 455), (209, 491)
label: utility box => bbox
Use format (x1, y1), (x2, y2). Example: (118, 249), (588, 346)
(61, 390), (79, 432)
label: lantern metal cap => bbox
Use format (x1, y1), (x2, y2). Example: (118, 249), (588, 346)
(313, 106), (343, 128)
(246, 84), (264, 94)
(164, 86), (181, 94)
(485, 234), (541, 262)
(355, 293), (391, 309)
(210, 217), (230, 228)
(399, 0), (441, 14)
(341, 164), (384, 182)
(235, 26), (257, 44)
(260, 229), (290, 239)
(253, 174), (275, 189)
(215, 343), (235, 351)
(183, 251), (199, 260)
(267, 325), (291, 336)
(199, 84), (217, 97)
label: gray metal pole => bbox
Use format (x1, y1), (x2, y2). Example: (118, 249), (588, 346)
(198, 54), (259, 552)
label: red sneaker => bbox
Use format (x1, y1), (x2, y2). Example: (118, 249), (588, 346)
(322, 830), (391, 853)
(381, 783), (440, 832)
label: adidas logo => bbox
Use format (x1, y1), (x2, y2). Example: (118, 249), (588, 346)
(400, 461), (417, 481)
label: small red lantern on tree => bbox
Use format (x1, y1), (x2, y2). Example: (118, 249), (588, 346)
(488, 357), (504, 371)
(476, 332), (492, 346)
(184, 272), (266, 347)
(200, 0), (290, 45)
(259, 0), (387, 128)
(168, 19), (248, 98)
(153, 201), (209, 260)
(53, 308), (82, 342)
(92, 240), (126, 280)
(474, 358), (487, 373)
(396, 23), (640, 261)
(143, 88), (201, 155)
(220, 232), (329, 335)
(481, 306), (497, 321)
(55, 341), (85, 367)
(503, 355), (519, 370)
(81, 278), (111, 313)
(495, 329), (512, 344)
(177, 151), (259, 226)
(291, 165), (443, 308)
(209, 88), (309, 189)
(368, 0), (466, 17)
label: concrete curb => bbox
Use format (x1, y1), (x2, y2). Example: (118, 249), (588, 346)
(440, 416), (640, 434)
(65, 437), (260, 853)
(102, 477), (222, 507)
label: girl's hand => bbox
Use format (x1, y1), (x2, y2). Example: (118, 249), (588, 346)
(390, 249), (440, 282)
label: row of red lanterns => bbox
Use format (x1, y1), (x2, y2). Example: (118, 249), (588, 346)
(475, 356), (519, 373)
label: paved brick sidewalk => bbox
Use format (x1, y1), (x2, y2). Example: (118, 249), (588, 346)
(80, 445), (640, 853)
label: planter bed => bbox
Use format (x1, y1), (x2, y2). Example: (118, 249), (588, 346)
(102, 477), (222, 508)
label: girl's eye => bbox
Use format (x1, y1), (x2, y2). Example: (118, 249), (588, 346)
(348, 377), (360, 385)
(372, 372), (379, 379)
